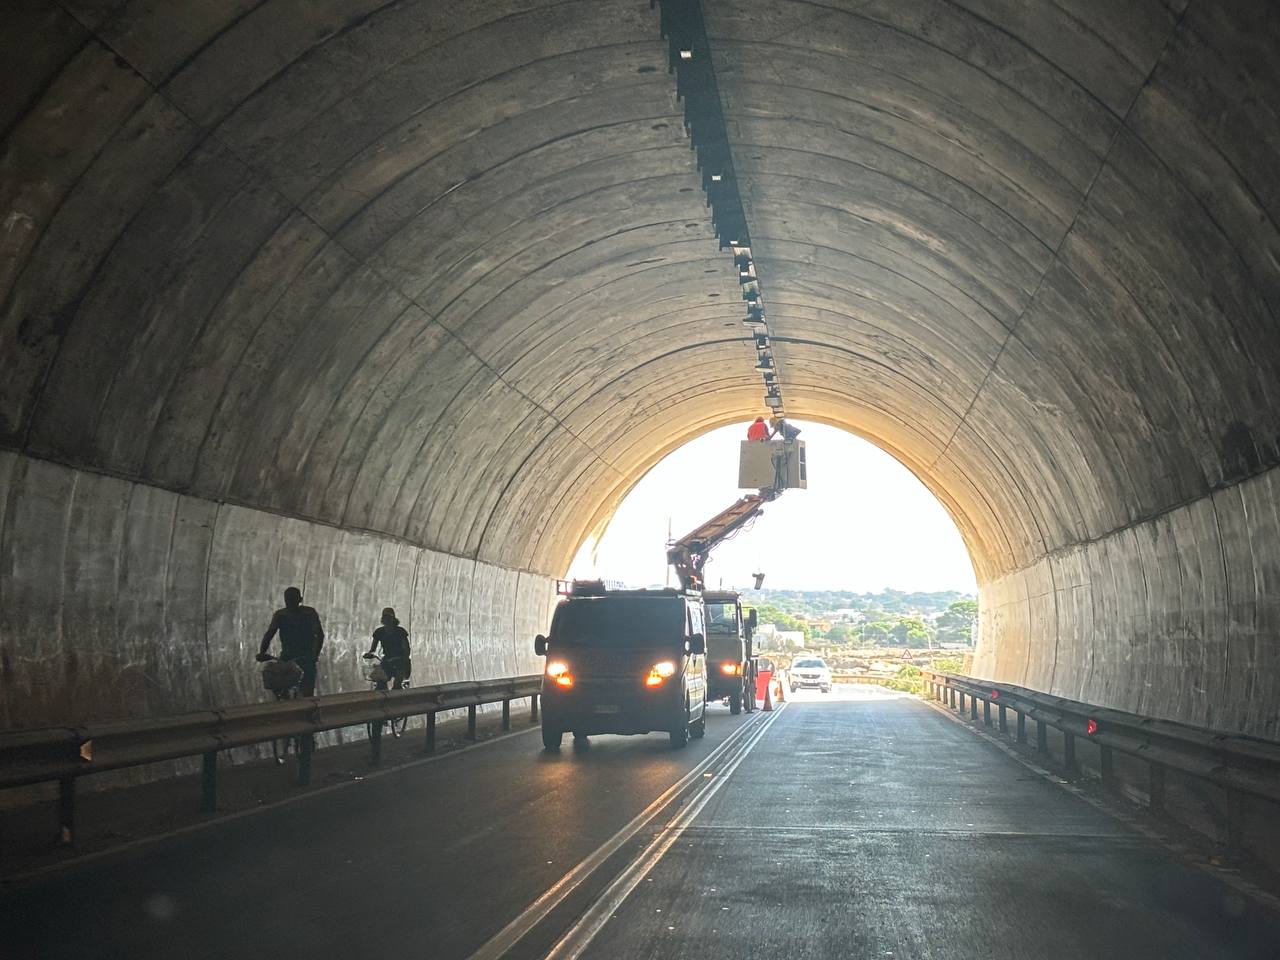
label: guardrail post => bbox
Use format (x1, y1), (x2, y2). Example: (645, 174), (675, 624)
(201, 751), (218, 813)
(1100, 744), (1114, 790)
(530, 693), (539, 722)
(370, 719), (383, 765)
(58, 777), (75, 846)
(298, 734), (313, 786)
(998, 704), (1007, 733)
(1149, 762), (1165, 813)
(467, 704), (478, 740)
(1036, 720), (1047, 753)
(948, 688), (955, 709)
(970, 696), (978, 721)
(502, 699), (511, 732)
(1063, 732), (1077, 775)
(425, 712), (436, 754)
(1016, 710), (1026, 744)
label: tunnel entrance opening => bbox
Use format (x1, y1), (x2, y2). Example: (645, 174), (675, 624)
(567, 420), (977, 659)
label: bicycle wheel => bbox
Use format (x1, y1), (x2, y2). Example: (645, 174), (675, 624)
(390, 680), (409, 736)
(270, 688), (293, 763)
(271, 686), (302, 764)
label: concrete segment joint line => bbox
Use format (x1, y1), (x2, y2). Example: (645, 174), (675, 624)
(545, 705), (786, 960)
(926, 0), (1193, 475)
(40, 3), (629, 488)
(465, 706), (781, 960)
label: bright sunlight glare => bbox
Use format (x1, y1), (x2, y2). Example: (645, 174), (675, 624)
(568, 421), (977, 593)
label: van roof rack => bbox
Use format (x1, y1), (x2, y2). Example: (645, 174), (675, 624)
(557, 579), (696, 599)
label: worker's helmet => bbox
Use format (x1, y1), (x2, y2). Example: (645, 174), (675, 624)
(768, 416), (780, 427)
(381, 606), (398, 625)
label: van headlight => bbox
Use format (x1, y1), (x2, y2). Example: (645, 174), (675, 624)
(546, 660), (574, 688)
(645, 660), (677, 686)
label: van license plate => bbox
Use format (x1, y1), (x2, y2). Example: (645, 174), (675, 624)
(594, 704), (621, 714)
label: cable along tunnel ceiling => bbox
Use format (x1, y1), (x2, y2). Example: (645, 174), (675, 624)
(3, 0), (1280, 601)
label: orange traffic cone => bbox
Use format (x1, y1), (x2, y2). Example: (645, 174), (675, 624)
(763, 680), (774, 711)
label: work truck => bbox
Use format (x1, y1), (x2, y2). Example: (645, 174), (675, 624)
(660, 435), (806, 715)
(703, 590), (758, 714)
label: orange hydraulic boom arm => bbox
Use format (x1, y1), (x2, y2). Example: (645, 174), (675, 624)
(666, 489), (780, 592)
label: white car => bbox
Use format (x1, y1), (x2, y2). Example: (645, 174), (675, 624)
(789, 657), (832, 693)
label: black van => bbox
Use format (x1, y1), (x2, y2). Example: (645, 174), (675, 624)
(534, 584), (708, 750)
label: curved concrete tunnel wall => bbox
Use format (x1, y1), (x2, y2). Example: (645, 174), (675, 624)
(0, 449), (554, 728)
(2, 1), (1279, 740)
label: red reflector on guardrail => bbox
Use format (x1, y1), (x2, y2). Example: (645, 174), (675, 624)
(991, 689), (1000, 699)
(1086, 718), (1098, 735)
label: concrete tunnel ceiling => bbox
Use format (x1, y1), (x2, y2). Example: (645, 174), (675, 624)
(4, 1), (1280, 730)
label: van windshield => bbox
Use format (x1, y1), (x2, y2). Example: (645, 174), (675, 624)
(553, 598), (684, 648)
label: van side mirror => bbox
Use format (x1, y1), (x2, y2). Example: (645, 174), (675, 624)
(534, 635), (548, 657)
(688, 632), (705, 655)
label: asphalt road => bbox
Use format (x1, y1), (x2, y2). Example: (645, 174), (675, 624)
(4, 688), (1278, 959)
(0, 704), (758, 960)
(574, 687), (1280, 960)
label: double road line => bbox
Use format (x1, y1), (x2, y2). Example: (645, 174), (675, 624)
(467, 704), (786, 960)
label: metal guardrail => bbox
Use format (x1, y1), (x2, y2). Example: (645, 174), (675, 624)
(921, 670), (1280, 848)
(1, 675), (542, 844)
(831, 672), (901, 686)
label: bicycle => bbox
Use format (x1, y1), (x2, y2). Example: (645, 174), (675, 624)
(258, 655), (305, 764)
(364, 653), (410, 742)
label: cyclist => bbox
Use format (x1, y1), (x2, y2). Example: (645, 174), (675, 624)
(256, 586), (326, 696)
(364, 606), (411, 689)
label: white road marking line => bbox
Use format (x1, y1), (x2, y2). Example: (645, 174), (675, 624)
(543, 705), (786, 960)
(465, 710), (771, 960)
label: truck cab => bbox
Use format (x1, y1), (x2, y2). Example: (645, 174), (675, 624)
(534, 582), (708, 750)
(702, 591), (758, 715)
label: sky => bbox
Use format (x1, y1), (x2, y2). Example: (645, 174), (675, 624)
(568, 421), (977, 594)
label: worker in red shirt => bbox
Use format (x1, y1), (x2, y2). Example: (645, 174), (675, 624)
(746, 416), (769, 441)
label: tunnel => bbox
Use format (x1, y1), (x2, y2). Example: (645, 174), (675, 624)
(2, 0), (1279, 747)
